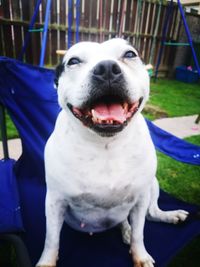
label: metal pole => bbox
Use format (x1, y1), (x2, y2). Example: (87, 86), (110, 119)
(177, 0), (200, 76)
(39, 0), (52, 67)
(18, 0), (42, 61)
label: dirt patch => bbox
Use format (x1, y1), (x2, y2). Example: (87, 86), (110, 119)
(143, 104), (168, 119)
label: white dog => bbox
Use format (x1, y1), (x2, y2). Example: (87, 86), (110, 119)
(36, 38), (188, 267)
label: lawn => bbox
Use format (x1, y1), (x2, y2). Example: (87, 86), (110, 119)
(144, 78), (200, 120)
(1, 78), (200, 266)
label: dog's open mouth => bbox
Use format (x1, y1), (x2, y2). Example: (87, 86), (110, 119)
(67, 95), (143, 136)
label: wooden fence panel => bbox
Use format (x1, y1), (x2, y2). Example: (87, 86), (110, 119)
(0, 0), (196, 76)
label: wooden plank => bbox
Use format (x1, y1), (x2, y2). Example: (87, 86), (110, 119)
(0, 25), (5, 55)
(20, 0), (33, 63)
(147, 2), (154, 35)
(2, 24), (14, 58)
(2, 0), (10, 18)
(130, 0), (137, 46)
(111, 0), (119, 36)
(87, 0), (93, 41)
(43, 26), (50, 65)
(11, 0), (21, 19)
(104, 0), (111, 40)
(174, 11), (181, 41)
(90, 0), (97, 33)
(60, 0), (66, 25)
(84, 0), (90, 29)
(181, 0), (200, 5)
(116, 0), (122, 36)
(22, 26), (33, 63)
(0, 2), (3, 17)
(60, 30), (66, 50)
(51, 0), (57, 24)
(128, 0), (134, 34)
(21, 0), (30, 21)
(171, 6), (179, 40)
(1, 0), (15, 59)
(80, 0), (85, 41)
(32, 31), (41, 64)
(139, 36), (144, 59)
(13, 25), (23, 59)
(157, 4), (166, 38)
(41, 0), (46, 22)
(124, 0), (130, 33)
(145, 37), (151, 64)
(108, 0), (114, 39)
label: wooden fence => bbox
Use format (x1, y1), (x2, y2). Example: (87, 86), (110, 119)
(0, 0), (182, 72)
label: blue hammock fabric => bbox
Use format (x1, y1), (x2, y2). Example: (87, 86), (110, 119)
(146, 120), (200, 165)
(0, 159), (23, 232)
(0, 57), (200, 267)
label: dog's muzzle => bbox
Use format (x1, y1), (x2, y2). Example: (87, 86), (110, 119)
(67, 60), (143, 136)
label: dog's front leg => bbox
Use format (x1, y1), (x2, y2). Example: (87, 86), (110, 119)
(36, 190), (66, 267)
(129, 193), (155, 267)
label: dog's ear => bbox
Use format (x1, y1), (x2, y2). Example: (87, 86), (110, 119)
(54, 62), (65, 88)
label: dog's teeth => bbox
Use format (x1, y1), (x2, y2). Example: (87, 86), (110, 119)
(91, 109), (96, 119)
(91, 109), (99, 123)
(123, 102), (129, 113)
(110, 120), (113, 124)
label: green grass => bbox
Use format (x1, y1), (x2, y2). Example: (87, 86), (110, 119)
(185, 135), (200, 144)
(144, 78), (200, 120)
(157, 150), (200, 206)
(156, 134), (200, 207)
(5, 113), (19, 139)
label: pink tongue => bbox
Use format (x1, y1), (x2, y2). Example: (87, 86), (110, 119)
(93, 103), (126, 123)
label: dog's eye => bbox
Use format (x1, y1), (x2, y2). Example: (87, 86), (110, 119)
(123, 50), (137, 59)
(67, 57), (81, 66)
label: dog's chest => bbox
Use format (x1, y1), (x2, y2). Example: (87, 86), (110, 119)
(46, 128), (155, 202)
(45, 114), (156, 232)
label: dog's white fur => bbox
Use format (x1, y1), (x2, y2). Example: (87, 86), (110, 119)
(36, 39), (188, 267)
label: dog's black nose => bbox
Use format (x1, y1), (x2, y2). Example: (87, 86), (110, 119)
(93, 60), (122, 82)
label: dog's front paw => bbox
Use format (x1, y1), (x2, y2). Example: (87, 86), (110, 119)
(130, 246), (155, 267)
(165, 210), (189, 224)
(36, 260), (56, 267)
(132, 252), (155, 267)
